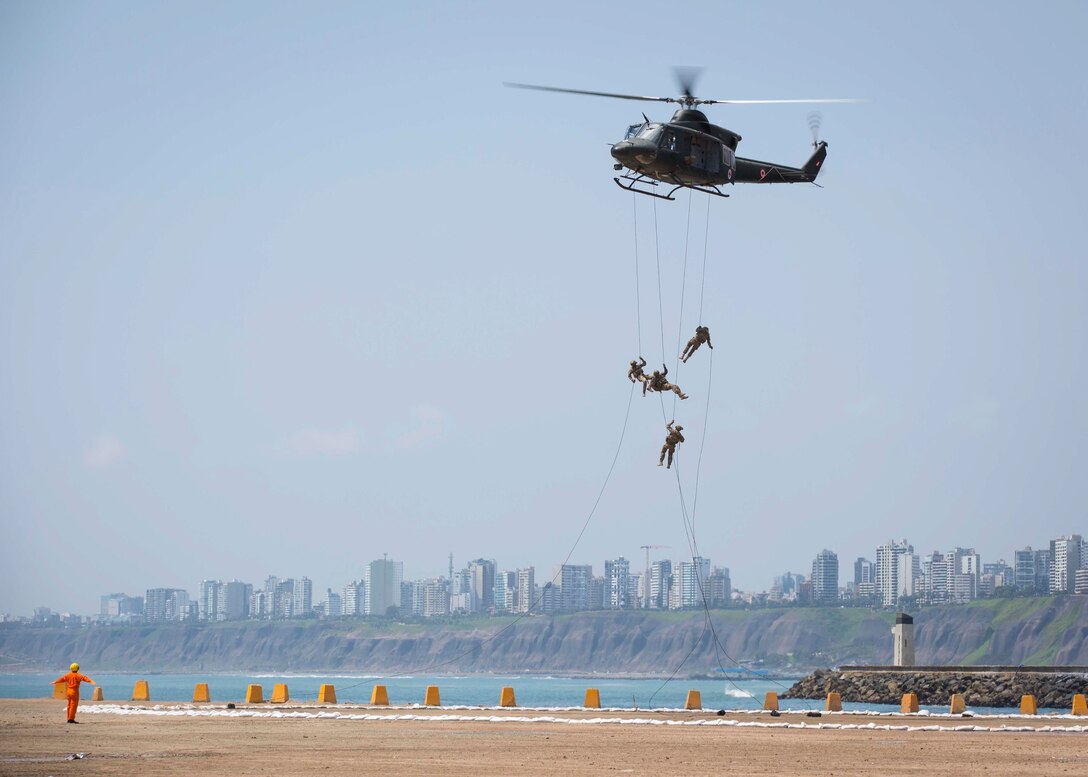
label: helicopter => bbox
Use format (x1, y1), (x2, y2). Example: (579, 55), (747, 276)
(505, 70), (859, 200)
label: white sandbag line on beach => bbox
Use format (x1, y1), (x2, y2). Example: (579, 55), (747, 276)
(79, 705), (1088, 733)
(83, 701), (1084, 721)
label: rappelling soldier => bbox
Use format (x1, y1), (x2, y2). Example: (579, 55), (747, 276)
(647, 364), (688, 400)
(659, 420), (685, 468)
(680, 325), (713, 363)
(627, 356), (649, 393)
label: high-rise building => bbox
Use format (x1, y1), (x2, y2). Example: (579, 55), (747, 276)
(921, 550), (948, 604)
(452, 567), (475, 612)
(649, 560), (672, 610)
(1049, 535), (1084, 594)
(853, 557), (876, 601)
(604, 557), (630, 609)
(399, 581), (414, 615)
(493, 571), (517, 614)
(876, 540), (916, 607)
(539, 581), (558, 615)
(421, 578), (449, 617)
(587, 576), (606, 610)
(292, 577), (313, 618)
(100, 593), (142, 619)
(1014, 547), (1037, 592)
(219, 580), (251, 620)
(557, 564), (592, 612)
(1075, 568), (1088, 595)
(706, 567), (731, 608)
(145, 588), (188, 622)
(516, 567), (535, 613)
(1033, 549), (1051, 594)
(342, 580), (364, 617)
(675, 557), (710, 610)
(199, 580), (221, 622)
(811, 550), (839, 604)
(326, 590), (342, 618)
(469, 559), (496, 613)
(364, 557), (404, 616)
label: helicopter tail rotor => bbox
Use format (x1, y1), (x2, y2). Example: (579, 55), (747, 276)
(807, 111), (823, 148)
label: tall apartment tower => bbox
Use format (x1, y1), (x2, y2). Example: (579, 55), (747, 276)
(1049, 535), (1084, 594)
(876, 540), (916, 607)
(604, 557), (630, 609)
(364, 557), (404, 616)
(811, 550), (839, 604)
(516, 567), (535, 613)
(469, 559), (496, 613)
(892, 612), (915, 666)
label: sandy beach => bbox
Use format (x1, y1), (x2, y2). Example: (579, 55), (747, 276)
(1, 699), (1085, 776)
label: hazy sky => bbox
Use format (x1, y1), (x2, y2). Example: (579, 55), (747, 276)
(2, 1), (1086, 616)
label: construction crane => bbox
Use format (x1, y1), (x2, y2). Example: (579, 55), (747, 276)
(640, 544), (671, 609)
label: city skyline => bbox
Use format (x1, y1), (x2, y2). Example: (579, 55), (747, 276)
(12, 530), (1084, 620)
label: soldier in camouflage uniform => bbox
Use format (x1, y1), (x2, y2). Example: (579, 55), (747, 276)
(659, 420), (685, 468)
(647, 364), (688, 400)
(680, 325), (713, 363)
(627, 356), (649, 394)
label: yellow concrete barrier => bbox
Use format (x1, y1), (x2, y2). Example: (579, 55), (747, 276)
(318, 684), (337, 704)
(825, 692), (842, 712)
(763, 692), (779, 712)
(371, 685), (389, 705)
(271, 683), (289, 704)
(1019, 695), (1037, 715)
(1072, 694), (1087, 716)
(132, 680), (150, 701)
(424, 685), (441, 706)
(192, 683), (210, 703)
(52, 682), (66, 700)
(245, 684), (263, 704)
(584, 688), (601, 709)
(499, 686), (517, 707)
(91, 687), (104, 701)
(949, 693), (966, 714)
(900, 692), (919, 713)
(684, 690), (701, 710)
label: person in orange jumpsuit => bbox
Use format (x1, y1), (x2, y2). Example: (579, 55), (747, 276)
(52, 662), (95, 723)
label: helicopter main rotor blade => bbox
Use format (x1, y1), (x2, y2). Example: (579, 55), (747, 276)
(697, 98), (865, 105)
(503, 82), (675, 104)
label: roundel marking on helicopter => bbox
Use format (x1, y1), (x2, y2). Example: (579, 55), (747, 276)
(759, 168), (767, 179)
(727, 168), (733, 180)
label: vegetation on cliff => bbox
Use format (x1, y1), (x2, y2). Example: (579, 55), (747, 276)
(1, 596), (1083, 674)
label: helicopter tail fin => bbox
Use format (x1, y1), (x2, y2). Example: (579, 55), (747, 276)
(802, 141), (828, 181)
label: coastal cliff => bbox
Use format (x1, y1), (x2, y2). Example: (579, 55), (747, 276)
(2, 597), (1084, 674)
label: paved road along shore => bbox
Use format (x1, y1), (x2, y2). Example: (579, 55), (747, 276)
(1, 699), (1085, 776)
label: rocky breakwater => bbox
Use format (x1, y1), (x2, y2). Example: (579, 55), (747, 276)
(783, 666), (1088, 709)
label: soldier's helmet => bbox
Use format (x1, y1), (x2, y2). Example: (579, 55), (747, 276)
(675, 425), (684, 431)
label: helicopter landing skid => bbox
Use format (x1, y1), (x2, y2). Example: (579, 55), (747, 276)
(613, 174), (730, 201)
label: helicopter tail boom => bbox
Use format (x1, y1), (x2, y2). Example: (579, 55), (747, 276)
(733, 140), (828, 184)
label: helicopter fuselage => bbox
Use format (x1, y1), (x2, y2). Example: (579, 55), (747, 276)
(610, 109), (827, 196)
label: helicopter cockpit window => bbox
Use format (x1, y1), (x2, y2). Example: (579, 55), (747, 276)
(637, 125), (663, 144)
(624, 123), (644, 140)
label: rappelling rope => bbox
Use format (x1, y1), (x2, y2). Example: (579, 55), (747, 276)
(698, 194), (710, 326)
(652, 197), (667, 368)
(633, 194), (643, 356)
(671, 189), (694, 420)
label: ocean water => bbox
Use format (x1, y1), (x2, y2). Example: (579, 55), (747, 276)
(0, 673), (1059, 715)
